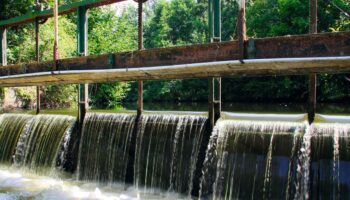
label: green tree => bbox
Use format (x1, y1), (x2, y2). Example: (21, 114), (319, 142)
(88, 6), (138, 108)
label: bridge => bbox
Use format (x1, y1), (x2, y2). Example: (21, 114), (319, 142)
(0, 0), (349, 125)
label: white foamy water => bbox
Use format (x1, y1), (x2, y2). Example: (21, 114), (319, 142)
(0, 166), (189, 200)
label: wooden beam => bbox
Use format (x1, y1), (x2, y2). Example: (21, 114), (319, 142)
(0, 0), (126, 28)
(0, 56), (348, 87)
(0, 32), (348, 77)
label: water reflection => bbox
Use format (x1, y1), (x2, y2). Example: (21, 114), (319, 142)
(1, 102), (350, 115)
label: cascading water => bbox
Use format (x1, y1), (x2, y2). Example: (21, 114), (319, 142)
(305, 123), (350, 199)
(0, 110), (349, 199)
(77, 113), (136, 183)
(0, 114), (32, 163)
(134, 114), (208, 195)
(13, 114), (76, 170)
(200, 119), (304, 200)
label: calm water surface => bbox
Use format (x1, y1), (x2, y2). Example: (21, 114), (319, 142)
(2, 102), (350, 116)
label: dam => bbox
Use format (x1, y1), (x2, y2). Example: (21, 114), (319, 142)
(0, 0), (349, 199)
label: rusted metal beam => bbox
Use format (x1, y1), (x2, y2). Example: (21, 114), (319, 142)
(0, 32), (348, 77)
(0, 0), (126, 28)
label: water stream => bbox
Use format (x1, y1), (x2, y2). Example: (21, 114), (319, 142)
(0, 114), (32, 163)
(77, 113), (136, 183)
(13, 115), (76, 171)
(134, 115), (208, 195)
(200, 120), (304, 199)
(0, 112), (349, 199)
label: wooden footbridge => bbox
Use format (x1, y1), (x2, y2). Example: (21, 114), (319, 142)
(0, 0), (349, 125)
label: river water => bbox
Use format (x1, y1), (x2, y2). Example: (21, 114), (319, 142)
(0, 165), (189, 200)
(0, 102), (349, 199)
(3, 102), (350, 116)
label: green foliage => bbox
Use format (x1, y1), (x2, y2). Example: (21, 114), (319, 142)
(87, 7), (136, 108)
(8, 17), (76, 64)
(90, 82), (130, 108)
(41, 85), (77, 108)
(14, 87), (36, 108)
(89, 7), (138, 54)
(144, 0), (206, 48)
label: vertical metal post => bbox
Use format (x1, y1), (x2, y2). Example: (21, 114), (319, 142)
(237, 0), (246, 59)
(137, 1), (143, 116)
(53, 0), (59, 70)
(77, 6), (89, 124)
(308, 0), (317, 124)
(208, 0), (221, 128)
(309, 0), (317, 34)
(126, 1), (145, 184)
(213, 0), (221, 41)
(208, 0), (214, 42)
(0, 27), (7, 66)
(35, 19), (41, 114)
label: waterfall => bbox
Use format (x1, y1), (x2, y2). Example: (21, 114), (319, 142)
(306, 123), (350, 199)
(0, 114), (32, 163)
(200, 120), (304, 200)
(13, 114), (76, 171)
(134, 114), (208, 195)
(0, 111), (349, 199)
(77, 113), (136, 183)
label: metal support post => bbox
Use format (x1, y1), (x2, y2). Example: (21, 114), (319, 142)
(208, 0), (222, 127)
(208, 0), (214, 42)
(0, 27), (7, 66)
(308, 0), (317, 124)
(237, 0), (246, 59)
(35, 18), (41, 114)
(137, 1), (144, 116)
(77, 6), (89, 124)
(213, 0), (221, 42)
(209, 78), (221, 128)
(53, 0), (59, 70)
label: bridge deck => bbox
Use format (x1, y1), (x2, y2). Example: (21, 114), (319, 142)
(0, 32), (349, 87)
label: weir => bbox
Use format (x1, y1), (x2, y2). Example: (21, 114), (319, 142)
(77, 113), (136, 183)
(13, 114), (76, 170)
(134, 114), (208, 195)
(0, 0), (350, 199)
(0, 114), (32, 163)
(0, 113), (348, 199)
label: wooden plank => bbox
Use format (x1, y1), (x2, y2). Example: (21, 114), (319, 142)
(0, 32), (348, 76)
(0, 0), (125, 27)
(253, 32), (350, 58)
(0, 56), (348, 87)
